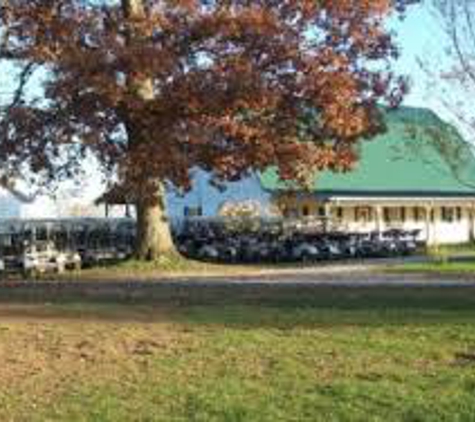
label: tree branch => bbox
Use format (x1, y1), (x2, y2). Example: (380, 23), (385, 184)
(448, 1), (475, 86)
(0, 176), (36, 203)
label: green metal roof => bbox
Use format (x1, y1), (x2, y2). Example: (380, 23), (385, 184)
(259, 107), (475, 197)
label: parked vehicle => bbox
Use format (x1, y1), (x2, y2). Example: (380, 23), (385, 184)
(0, 216), (424, 274)
(76, 219), (136, 266)
(0, 218), (136, 275)
(22, 241), (80, 276)
(0, 228), (27, 273)
(290, 235), (321, 262)
(174, 217), (424, 264)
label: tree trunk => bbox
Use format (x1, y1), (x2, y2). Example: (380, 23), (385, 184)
(135, 182), (176, 260)
(122, 0), (177, 260)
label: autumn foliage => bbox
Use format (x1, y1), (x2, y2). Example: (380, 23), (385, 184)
(0, 0), (414, 258)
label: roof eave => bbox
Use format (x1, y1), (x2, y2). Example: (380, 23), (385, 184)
(267, 188), (475, 200)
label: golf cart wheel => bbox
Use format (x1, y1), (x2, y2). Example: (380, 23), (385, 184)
(301, 252), (316, 264)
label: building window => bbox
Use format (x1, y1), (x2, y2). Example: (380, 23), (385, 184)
(336, 207), (343, 219)
(414, 207), (426, 223)
(441, 207), (456, 223)
(456, 207), (463, 221)
(318, 206), (326, 218)
(381, 207), (409, 224)
(302, 205), (310, 217)
(413, 207), (422, 222)
(185, 206), (203, 217)
(355, 207), (372, 223)
(383, 208), (401, 223)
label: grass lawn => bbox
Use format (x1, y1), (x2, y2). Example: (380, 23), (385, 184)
(388, 260), (475, 275)
(435, 243), (475, 256)
(388, 243), (475, 275)
(32, 256), (334, 282)
(1, 289), (475, 421)
(10, 256), (270, 283)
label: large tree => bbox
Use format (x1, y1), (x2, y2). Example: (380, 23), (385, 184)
(0, 0), (413, 260)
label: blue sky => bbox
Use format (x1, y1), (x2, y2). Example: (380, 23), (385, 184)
(388, 2), (475, 135)
(392, 4), (448, 109)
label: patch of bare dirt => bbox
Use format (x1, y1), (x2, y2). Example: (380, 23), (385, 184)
(0, 307), (199, 405)
(0, 304), (173, 323)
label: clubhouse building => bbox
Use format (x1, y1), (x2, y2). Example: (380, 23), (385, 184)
(106, 107), (475, 245)
(258, 107), (475, 245)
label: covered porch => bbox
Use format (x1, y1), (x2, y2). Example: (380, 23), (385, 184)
(274, 193), (475, 245)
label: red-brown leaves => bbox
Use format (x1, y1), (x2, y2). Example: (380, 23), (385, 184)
(0, 0), (415, 197)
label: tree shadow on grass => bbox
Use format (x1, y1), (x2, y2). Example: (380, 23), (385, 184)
(0, 283), (474, 327)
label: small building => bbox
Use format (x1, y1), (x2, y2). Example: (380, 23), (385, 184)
(260, 107), (475, 245)
(95, 184), (135, 219)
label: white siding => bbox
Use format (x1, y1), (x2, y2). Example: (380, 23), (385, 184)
(338, 205), (473, 245)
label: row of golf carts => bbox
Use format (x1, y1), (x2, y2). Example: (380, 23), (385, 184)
(0, 218), (136, 276)
(175, 217), (423, 263)
(0, 216), (422, 275)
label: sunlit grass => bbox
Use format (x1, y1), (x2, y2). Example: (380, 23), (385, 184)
(0, 291), (475, 421)
(389, 260), (475, 275)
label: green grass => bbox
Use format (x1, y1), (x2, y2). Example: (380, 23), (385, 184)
(388, 260), (475, 275)
(388, 243), (475, 275)
(33, 255), (266, 281)
(37, 256), (335, 282)
(2, 289), (475, 421)
(433, 242), (475, 256)
(96, 254), (226, 274)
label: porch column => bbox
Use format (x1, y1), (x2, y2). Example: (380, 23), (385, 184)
(323, 202), (331, 232)
(375, 206), (383, 233)
(425, 205), (433, 245)
(470, 204), (475, 243)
